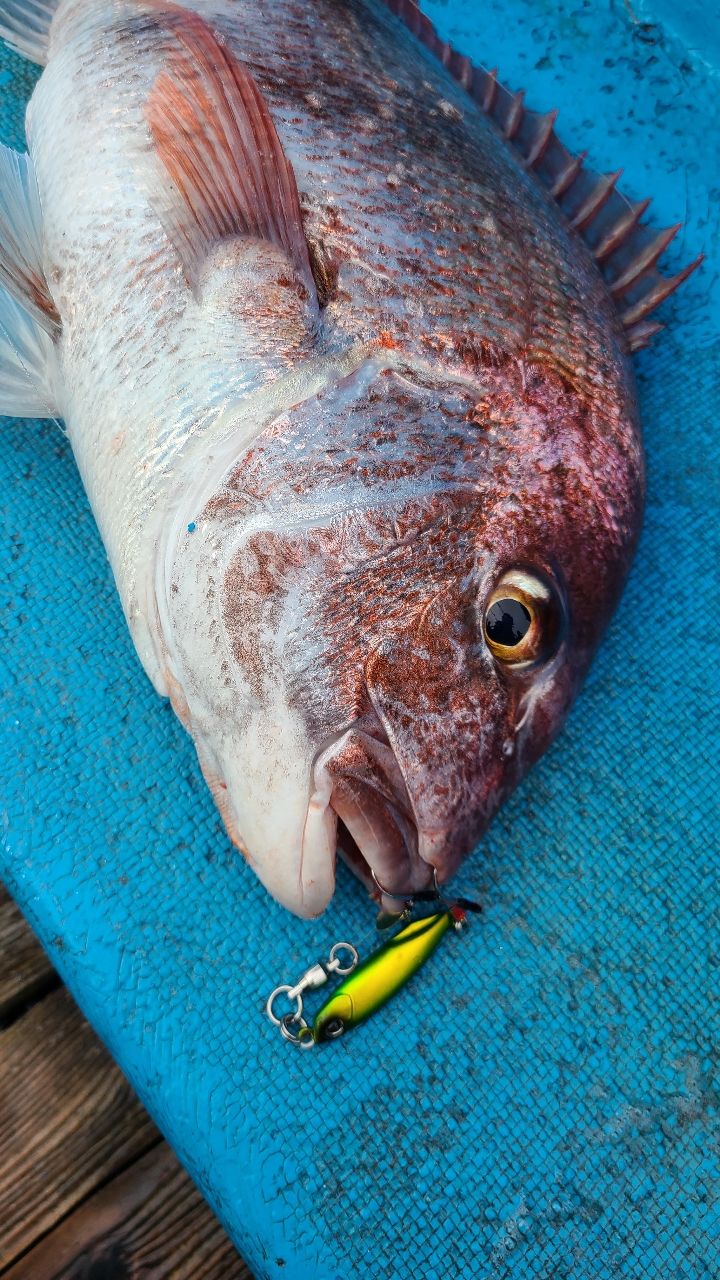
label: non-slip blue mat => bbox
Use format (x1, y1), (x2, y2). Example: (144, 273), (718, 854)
(1, 3), (718, 1277)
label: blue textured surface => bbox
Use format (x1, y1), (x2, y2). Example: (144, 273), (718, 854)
(1, 3), (718, 1277)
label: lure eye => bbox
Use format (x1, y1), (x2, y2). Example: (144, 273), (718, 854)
(483, 569), (563, 667)
(323, 1017), (345, 1040)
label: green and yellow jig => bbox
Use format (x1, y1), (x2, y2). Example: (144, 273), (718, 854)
(266, 888), (480, 1048)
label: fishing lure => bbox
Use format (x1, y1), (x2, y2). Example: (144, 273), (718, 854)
(266, 883), (481, 1047)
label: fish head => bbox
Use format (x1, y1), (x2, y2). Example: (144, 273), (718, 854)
(161, 349), (642, 916)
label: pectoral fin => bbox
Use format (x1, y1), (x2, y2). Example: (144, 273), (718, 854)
(145, 9), (318, 314)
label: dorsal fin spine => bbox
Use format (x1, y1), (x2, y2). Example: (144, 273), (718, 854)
(503, 90), (525, 141)
(482, 68), (498, 113)
(525, 111), (558, 169)
(550, 151), (586, 199)
(627, 319), (664, 352)
(380, 0), (702, 348)
(594, 198), (651, 262)
(609, 224), (680, 296)
(621, 260), (699, 328)
(449, 50), (472, 91)
(570, 170), (622, 231)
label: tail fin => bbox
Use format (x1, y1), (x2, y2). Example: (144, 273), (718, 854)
(0, 286), (59, 418)
(0, 0), (58, 66)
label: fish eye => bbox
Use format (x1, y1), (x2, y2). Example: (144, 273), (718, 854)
(483, 569), (563, 667)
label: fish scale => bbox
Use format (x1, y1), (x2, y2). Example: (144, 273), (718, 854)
(211, 0), (630, 388)
(26, 0), (635, 586)
(0, 0), (699, 916)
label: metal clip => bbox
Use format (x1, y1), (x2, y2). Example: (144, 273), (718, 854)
(265, 941), (359, 1044)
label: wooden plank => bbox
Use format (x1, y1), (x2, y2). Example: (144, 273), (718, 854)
(2, 1142), (252, 1280)
(0, 887), (57, 1019)
(0, 988), (159, 1270)
(0, 884), (250, 1277)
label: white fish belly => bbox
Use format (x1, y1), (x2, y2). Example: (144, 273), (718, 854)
(28, 0), (305, 683)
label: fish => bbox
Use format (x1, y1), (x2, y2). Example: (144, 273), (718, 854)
(0, 0), (701, 917)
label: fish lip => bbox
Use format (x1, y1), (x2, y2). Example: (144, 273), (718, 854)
(362, 680), (463, 884)
(362, 682), (429, 864)
(297, 744), (339, 918)
(295, 807), (337, 918)
(310, 717), (434, 903)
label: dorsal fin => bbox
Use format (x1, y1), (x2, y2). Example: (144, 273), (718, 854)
(0, 0), (59, 66)
(145, 8), (318, 309)
(382, 0), (703, 352)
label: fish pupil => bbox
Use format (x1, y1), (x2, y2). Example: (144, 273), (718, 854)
(486, 598), (531, 646)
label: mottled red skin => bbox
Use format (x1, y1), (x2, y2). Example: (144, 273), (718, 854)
(202, 345), (642, 890)
(150, 0), (647, 896)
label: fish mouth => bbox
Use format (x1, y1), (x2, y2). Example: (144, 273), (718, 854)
(307, 716), (435, 910)
(196, 710), (439, 919)
(332, 778), (426, 898)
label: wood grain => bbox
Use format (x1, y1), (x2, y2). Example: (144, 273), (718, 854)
(0, 886), (57, 1020)
(0, 987), (159, 1269)
(2, 1142), (252, 1280)
(0, 890), (251, 1279)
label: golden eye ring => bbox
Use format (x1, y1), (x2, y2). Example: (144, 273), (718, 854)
(483, 569), (563, 667)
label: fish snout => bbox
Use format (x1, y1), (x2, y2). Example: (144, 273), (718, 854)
(360, 631), (516, 892)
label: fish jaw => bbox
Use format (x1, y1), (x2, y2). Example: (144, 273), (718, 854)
(312, 723), (436, 901)
(193, 707), (338, 918)
(362, 627), (563, 887)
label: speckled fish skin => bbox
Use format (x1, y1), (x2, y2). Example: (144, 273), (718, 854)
(13, 0), (644, 915)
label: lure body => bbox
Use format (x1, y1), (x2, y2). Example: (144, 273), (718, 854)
(313, 911), (456, 1042)
(0, 0), (699, 916)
